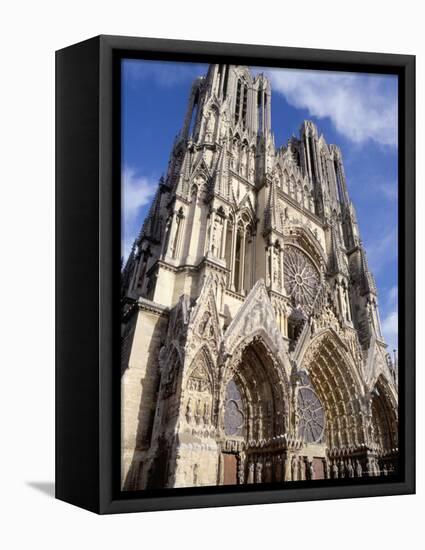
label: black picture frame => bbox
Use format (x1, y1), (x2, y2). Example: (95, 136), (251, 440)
(56, 34), (415, 514)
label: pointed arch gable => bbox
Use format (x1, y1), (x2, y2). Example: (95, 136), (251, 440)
(236, 193), (256, 222)
(365, 336), (396, 391)
(187, 273), (223, 355)
(185, 344), (216, 392)
(223, 279), (291, 381)
(370, 372), (398, 411)
(190, 156), (212, 183)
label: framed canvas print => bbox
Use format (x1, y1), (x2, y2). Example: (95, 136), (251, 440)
(56, 35), (415, 514)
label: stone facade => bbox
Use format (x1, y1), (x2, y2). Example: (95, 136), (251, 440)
(121, 64), (399, 490)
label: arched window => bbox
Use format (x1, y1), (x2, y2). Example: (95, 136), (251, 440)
(235, 79), (242, 124)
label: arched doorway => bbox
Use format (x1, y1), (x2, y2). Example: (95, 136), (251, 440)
(369, 375), (398, 475)
(220, 337), (289, 485)
(299, 330), (367, 478)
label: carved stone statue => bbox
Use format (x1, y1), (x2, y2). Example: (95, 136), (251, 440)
(355, 459), (363, 478)
(247, 462), (254, 484)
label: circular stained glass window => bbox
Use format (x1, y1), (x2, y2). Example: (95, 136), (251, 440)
(283, 246), (319, 310)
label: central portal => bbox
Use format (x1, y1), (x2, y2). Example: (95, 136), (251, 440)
(219, 338), (289, 485)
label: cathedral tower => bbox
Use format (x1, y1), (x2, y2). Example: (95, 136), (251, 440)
(121, 65), (398, 490)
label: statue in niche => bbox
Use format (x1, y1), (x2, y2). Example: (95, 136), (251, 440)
(195, 399), (202, 425)
(249, 154), (255, 181)
(264, 458), (272, 483)
(307, 458), (314, 480)
(355, 459), (363, 478)
(241, 146), (248, 176)
(186, 398), (193, 424)
(255, 462), (263, 483)
(210, 216), (222, 257)
(198, 311), (211, 335)
(297, 457), (304, 480)
(332, 460), (339, 479)
(205, 113), (214, 142)
(203, 401), (209, 425)
(247, 462), (254, 483)
(193, 464), (199, 486)
(237, 461), (245, 485)
(291, 455), (297, 481)
(347, 459), (354, 478)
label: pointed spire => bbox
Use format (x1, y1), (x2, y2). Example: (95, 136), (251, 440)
(212, 144), (228, 197)
(328, 221), (348, 276)
(359, 244), (377, 295)
(174, 147), (192, 199)
(263, 178), (281, 235)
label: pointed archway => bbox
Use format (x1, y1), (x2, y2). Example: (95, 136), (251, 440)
(219, 335), (290, 485)
(298, 328), (371, 479)
(368, 374), (398, 475)
(299, 329), (366, 450)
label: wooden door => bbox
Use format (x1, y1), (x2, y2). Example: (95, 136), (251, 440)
(223, 453), (238, 485)
(312, 457), (325, 479)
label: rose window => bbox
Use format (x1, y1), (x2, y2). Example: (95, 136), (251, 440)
(283, 246), (319, 310)
(297, 387), (325, 443)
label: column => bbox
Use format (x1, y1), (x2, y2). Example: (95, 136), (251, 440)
(239, 228), (246, 294)
(304, 138), (312, 181)
(280, 247), (285, 293)
(345, 287), (352, 322)
(251, 233), (256, 288)
(220, 216), (228, 259)
(230, 225), (237, 291)
(374, 300), (383, 339)
(337, 283), (345, 319)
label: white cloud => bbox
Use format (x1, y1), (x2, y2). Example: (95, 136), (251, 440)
(122, 166), (157, 261)
(386, 285), (398, 310)
(364, 226), (397, 275)
(376, 180), (398, 202)
(122, 166), (156, 221)
(261, 68), (398, 147)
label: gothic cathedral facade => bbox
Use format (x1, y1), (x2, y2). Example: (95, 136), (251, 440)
(121, 64), (398, 490)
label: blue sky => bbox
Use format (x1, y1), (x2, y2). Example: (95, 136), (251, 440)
(122, 59), (398, 351)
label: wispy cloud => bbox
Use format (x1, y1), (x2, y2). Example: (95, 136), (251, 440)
(376, 180), (398, 202)
(380, 285), (398, 351)
(260, 68), (398, 147)
(122, 166), (157, 261)
(123, 59), (207, 88)
(364, 225), (397, 276)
